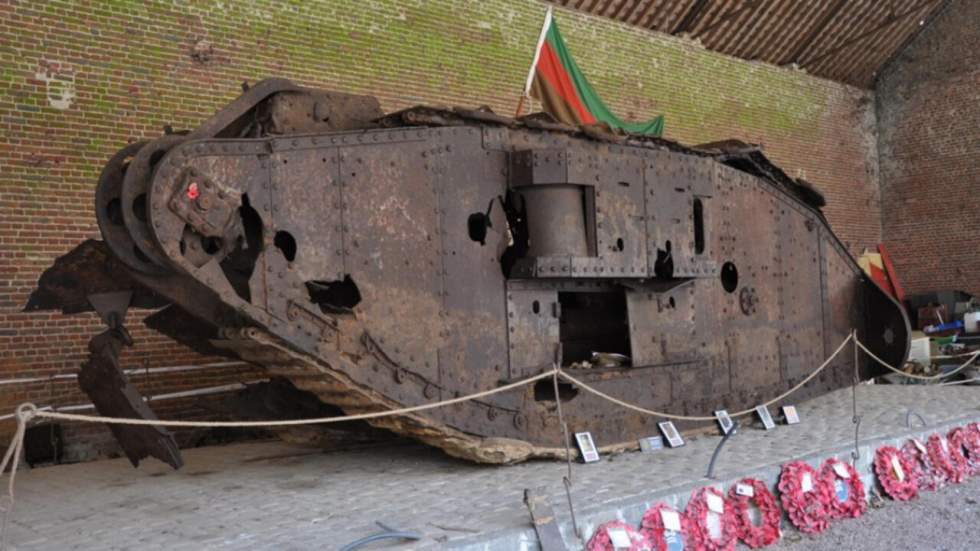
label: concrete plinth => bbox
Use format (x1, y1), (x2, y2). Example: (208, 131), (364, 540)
(3, 385), (978, 550)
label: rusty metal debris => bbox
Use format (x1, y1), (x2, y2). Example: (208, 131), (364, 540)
(25, 79), (910, 466)
(525, 487), (568, 551)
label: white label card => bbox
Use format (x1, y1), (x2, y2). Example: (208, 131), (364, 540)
(705, 511), (723, 540)
(756, 405), (776, 430)
(891, 455), (905, 481)
(607, 527), (632, 549)
(661, 509), (682, 532)
(801, 472), (813, 492)
(706, 492), (724, 513)
(832, 462), (851, 479)
(735, 483), (754, 497)
(914, 439), (927, 454)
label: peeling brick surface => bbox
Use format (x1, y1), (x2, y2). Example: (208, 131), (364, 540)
(877, 0), (980, 297)
(0, 1), (881, 456)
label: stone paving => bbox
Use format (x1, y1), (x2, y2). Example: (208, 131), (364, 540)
(2, 384), (979, 550)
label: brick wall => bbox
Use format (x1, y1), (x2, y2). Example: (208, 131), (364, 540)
(0, 0), (881, 459)
(876, 0), (980, 298)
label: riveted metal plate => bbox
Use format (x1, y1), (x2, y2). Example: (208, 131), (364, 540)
(269, 146), (344, 283)
(506, 285), (559, 379)
(572, 150), (647, 278)
(434, 128), (513, 403)
(340, 140), (441, 381)
(644, 151), (718, 279)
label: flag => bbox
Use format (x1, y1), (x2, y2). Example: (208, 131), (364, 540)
(523, 7), (665, 136)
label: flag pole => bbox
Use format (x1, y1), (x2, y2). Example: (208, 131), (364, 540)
(514, 95), (527, 119)
(516, 6), (553, 118)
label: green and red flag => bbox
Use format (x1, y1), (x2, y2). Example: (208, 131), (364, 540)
(523, 7), (665, 136)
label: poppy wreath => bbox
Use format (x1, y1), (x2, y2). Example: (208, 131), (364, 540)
(926, 432), (968, 483)
(901, 438), (944, 491)
(777, 460), (831, 534)
(948, 426), (980, 476)
(587, 520), (653, 551)
(968, 422), (980, 458)
(969, 422), (980, 439)
(686, 486), (738, 551)
(874, 444), (918, 501)
(970, 423), (980, 452)
(725, 478), (781, 548)
(818, 458), (866, 519)
(640, 502), (693, 551)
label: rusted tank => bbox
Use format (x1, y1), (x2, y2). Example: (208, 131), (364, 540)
(25, 79), (910, 467)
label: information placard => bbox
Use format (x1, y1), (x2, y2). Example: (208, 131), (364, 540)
(714, 409), (735, 435)
(658, 421), (685, 448)
(639, 436), (665, 452)
(782, 405), (801, 425)
(575, 432), (600, 463)
(755, 405), (776, 430)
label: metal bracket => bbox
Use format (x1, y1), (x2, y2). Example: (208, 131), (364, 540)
(168, 167), (241, 239)
(87, 291), (133, 328)
(87, 291), (134, 346)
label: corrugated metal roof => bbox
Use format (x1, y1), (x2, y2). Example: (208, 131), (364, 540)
(548, 0), (947, 88)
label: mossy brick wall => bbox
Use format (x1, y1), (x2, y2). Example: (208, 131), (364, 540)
(877, 0), (980, 298)
(0, 0), (881, 457)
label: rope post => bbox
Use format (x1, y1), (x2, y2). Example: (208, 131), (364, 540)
(552, 369), (573, 485)
(851, 330), (862, 464)
(706, 421), (739, 479)
(0, 403), (37, 551)
(552, 362), (582, 541)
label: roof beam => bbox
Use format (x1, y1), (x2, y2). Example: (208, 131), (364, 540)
(874, 0), (953, 84)
(610, 0), (633, 20)
(780, 0), (847, 66)
(620, 0), (649, 24)
(638, 0), (665, 28)
(672, 0), (710, 34)
(802, 0), (939, 68)
(695, 0), (762, 37)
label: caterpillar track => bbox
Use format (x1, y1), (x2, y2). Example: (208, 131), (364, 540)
(25, 79), (910, 467)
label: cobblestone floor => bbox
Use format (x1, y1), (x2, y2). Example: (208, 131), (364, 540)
(2, 385), (979, 550)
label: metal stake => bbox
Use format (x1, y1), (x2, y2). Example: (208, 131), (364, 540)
(851, 330), (862, 463)
(706, 421), (739, 479)
(905, 409), (927, 429)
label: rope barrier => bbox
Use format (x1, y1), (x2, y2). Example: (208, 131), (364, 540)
(855, 340), (980, 382)
(26, 369), (558, 428)
(1, 331), (978, 548)
(939, 377), (980, 387)
(559, 332), (855, 421)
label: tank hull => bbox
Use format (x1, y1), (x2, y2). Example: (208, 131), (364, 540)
(26, 80), (910, 465)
